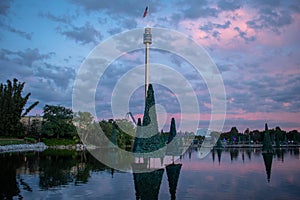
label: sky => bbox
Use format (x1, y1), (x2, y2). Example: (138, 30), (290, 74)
(0, 0), (299, 133)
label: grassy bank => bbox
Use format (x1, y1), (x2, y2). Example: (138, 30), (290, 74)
(0, 136), (40, 146)
(0, 139), (24, 146)
(0, 137), (78, 147)
(41, 138), (77, 146)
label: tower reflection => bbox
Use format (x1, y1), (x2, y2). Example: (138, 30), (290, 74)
(133, 167), (164, 200)
(166, 163), (182, 200)
(262, 153), (273, 183)
(132, 162), (182, 200)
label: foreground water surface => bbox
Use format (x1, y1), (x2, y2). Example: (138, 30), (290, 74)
(1, 147), (299, 199)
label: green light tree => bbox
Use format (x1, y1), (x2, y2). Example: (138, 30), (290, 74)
(167, 118), (176, 144)
(262, 123), (273, 153)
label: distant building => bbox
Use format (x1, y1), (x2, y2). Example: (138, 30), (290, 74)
(20, 114), (43, 134)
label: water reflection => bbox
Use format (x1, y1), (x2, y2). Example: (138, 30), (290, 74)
(0, 150), (111, 199)
(262, 153), (273, 183)
(133, 168), (164, 200)
(230, 149), (239, 161)
(166, 163), (182, 200)
(0, 147), (299, 199)
(132, 162), (182, 200)
(208, 147), (297, 183)
(212, 148), (222, 165)
(0, 153), (23, 199)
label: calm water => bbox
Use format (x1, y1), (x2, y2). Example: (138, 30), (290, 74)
(0, 147), (300, 200)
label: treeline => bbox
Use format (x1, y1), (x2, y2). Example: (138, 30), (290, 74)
(0, 78), (187, 149)
(0, 79), (78, 140)
(1, 78), (299, 146)
(0, 78), (135, 148)
(217, 126), (300, 145)
(11, 103), (134, 149)
(75, 115), (135, 149)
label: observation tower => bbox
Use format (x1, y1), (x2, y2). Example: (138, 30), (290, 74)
(143, 27), (152, 100)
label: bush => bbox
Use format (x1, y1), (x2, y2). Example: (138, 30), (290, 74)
(41, 138), (77, 146)
(0, 140), (24, 146)
(24, 137), (36, 143)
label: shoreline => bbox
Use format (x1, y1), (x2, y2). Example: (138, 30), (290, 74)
(194, 144), (300, 148)
(0, 143), (87, 153)
(1, 142), (299, 153)
(0, 142), (48, 153)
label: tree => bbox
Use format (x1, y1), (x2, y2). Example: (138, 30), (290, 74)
(73, 111), (94, 143)
(0, 78), (39, 136)
(115, 119), (135, 138)
(29, 119), (42, 137)
(134, 84), (165, 153)
(274, 127), (285, 142)
(262, 124), (273, 153)
(167, 118), (176, 144)
(229, 127), (239, 144)
(244, 128), (251, 144)
(98, 119), (134, 149)
(287, 130), (300, 144)
(41, 105), (76, 139)
(274, 126), (284, 147)
(142, 84), (159, 133)
(99, 119), (113, 141)
(252, 130), (262, 143)
(115, 119), (135, 148)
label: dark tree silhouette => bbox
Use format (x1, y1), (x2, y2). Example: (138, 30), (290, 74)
(167, 118), (176, 144)
(262, 124), (273, 153)
(0, 78), (39, 136)
(133, 84), (165, 153)
(142, 84), (158, 133)
(41, 105), (76, 139)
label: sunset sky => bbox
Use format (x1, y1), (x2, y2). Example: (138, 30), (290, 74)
(0, 0), (299, 132)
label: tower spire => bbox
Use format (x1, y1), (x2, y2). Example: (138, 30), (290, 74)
(143, 26), (152, 101)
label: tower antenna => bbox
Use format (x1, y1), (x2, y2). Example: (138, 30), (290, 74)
(143, 4), (152, 101)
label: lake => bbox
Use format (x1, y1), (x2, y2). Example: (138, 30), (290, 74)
(0, 147), (299, 199)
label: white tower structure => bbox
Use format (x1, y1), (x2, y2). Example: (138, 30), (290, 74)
(143, 27), (152, 100)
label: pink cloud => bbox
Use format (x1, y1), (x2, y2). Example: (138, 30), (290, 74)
(283, 102), (291, 107)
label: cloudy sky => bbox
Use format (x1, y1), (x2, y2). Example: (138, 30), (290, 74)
(0, 0), (299, 132)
